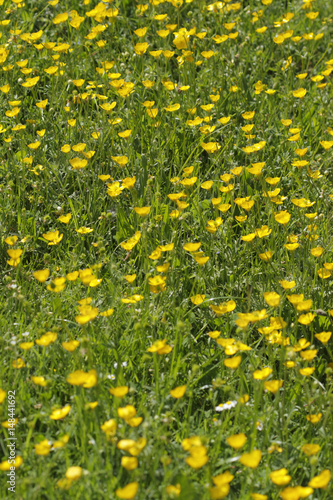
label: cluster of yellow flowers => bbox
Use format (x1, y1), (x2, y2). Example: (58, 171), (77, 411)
(1, 0), (332, 497)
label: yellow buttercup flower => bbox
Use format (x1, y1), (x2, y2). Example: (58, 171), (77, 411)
(67, 369), (97, 388)
(50, 405), (71, 420)
(20, 341), (34, 352)
(31, 376), (47, 387)
(264, 380), (283, 394)
(253, 367), (273, 380)
(147, 339), (172, 355)
(6, 248), (22, 268)
(22, 76), (40, 87)
(70, 157), (87, 169)
(320, 140), (333, 150)
(306, 413), (322, 424)
(170, 385), (186, 398)
(258, 251), (273, 262)
(201, 142), (221, 153)
(62, 340), (80, 352)
(58, 213), (71, 224)
(315, 331), (332, 344)
(184, 242), (201, 252)
(298, 313), (315, 325)
(210, 300), (236, 316)
(33, 269), (50, 282)
(121, 457), (138, 471)
(109, 386), (129, 397)
(264, 292), (281, 307)
(302, 444), (320, 456)
(0, 456), (23, 471)
(12, 358), (25, 368)
(111, 155), (128, 167)
(242, 111), (255, 120)
(115, 481), (139, 499)
(275, 211), (291, 224)
(242, 141), (266, 153)
(35, 439), (52, 456)
(53, 12), (69, 24)
(308, 470), (331, 489)
(293, 88), (307, 98)
(270, 468), (291, 486)
(134, 43), (148, 55)
(299, 367), (315, 376)
(190, 294), (205, 305)
(65, 466), (82, 481)
(76, 227), (93, 235)
(43, 230), (63, 245)
(239, 450), (262, 468)
(134, 206), (150, 216)
(36, 331), (57, 347)
(226, 433), (247, 449)
(75, 305), (99, 325)
(224, 356), (241, 369)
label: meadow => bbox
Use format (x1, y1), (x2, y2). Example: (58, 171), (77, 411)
(0, 0), (333, 498)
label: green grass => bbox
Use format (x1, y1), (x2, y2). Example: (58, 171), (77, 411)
(0, 0), (333, 498)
